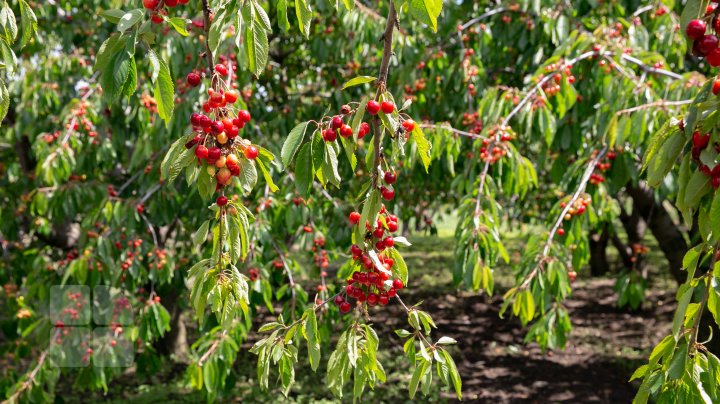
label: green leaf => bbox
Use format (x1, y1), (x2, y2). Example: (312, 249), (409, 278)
(409, 359), (430, 399)
(194, 221), (210, 248)
(295, 143), (313, 199)
(0, 79), (9, 125)
(672, 284), (695, 338)
(168, 17), (189, 36)
(410, 125), (431, 173)
(241, 1), (270, 77)
(18, 0), (37, 48)
(277, 0), (290, 31)
(342, 76), (377, 89)
(282, 121), (310, 167)
(355, 189), (381, 243)
(100, 9), (126, 24)
(295, 0), (313, 38)
(117, 9), (144, 32)
(683, 170), (711, 208)
(0, 2), (16, 43)
(409, 0), (443, 32)
(256, 157), (279, 192)
(436, 336), (457, 345)
(304, 309), (321, 371)
(680, 0), (709, 45)
(149, 50), (175, 125)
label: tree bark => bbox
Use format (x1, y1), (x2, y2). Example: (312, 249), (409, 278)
(589, 227), (610, 276)
(625, 182), (687, 283)
(154, 284), (189, 360)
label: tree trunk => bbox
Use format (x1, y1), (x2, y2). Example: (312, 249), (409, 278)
(589, 227), (610, 276)
(625, 182), (687, 283)
(154, 284), (189, 360)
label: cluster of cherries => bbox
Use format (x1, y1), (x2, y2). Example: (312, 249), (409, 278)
(557, 194), (592, 236)
(142, 0), (188, 24)
(689, 129), (720, 189)
(461, 111), (483, 135)
(686, 14), (720, 66)
(479, 125), (514, 163)
(183, 64), (258, 205)
(334, 206), (404, 314)
(588, 149), (618, 185)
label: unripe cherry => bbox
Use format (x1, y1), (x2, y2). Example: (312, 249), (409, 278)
(215, 156), (227, 168)
(366, 100), (381, 115)
(216, 195), (228, 206)
(226, 153), (239, 167)
(216, 168), (232, 184)
(217, 132), (228, 144)
(207, 166), (216, 176)
(380, 101), (395, 114)
(244, 145), (259, 159)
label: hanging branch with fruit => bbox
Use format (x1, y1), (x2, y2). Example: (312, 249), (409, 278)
(268, 1), (460, 400)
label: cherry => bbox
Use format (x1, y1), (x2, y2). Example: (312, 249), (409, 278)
(375, 239), (386, 250)
(340, 125), (353, 138)
(568, 271), (577, 282)
(211, 121), (224, 134)
(698, 35), (719, 55)
(388, 288), (397, 297)
(380, 101), (395, 114)
(384, 171), (397, 184)
(190, 113), (202, 126)
(216, 195), (228, 206)
(692, 131), (710, 149)
(334, 295), (345, 305)
(217, 132), (228, 144)
(384, 236), (394, 248)
(208, 147), (222, 160)
(366, 100), (381, 115)
(349, 211), (361, 224)
(165, 0), (178, 6)
(187, 73), (201, 87)
(557, 228), (565, 236)
(387, 220), (398, 232)
(341, 104), (351, 115)
(686, 19), (707, 41)
(215, 64), (228, 76)
(709, 49), (720, 67)
(216, 167), (232, 184)
(143, 0), (159, 9)
(392, 279), (404, 289)
(381, 187), (395, 201)
(379, 294), (389, 305)
(323, 128), (337, 142)
(238, 110), (251, 123)
(199, 114), (212, 127)
(373, 227), (384, 239)
(402, 119), (416, 132)
(244, 145), (259, 159)
(713, 176), (720, 189)
(714, 79), (720, 96)
(358, 122), (370, 138)
(607, 151), (617, 160)
(150, 13), (163, 24)
(224, 90), (238, 103)
(195, 145), (209, 159)
(367, 293), (379, 305)
(227, 125), (239, 138)
(350, 244), (363, 256)
(331, 115), (344, 129)
(339, 301), (351, 313)
(346, 284), (356, 296)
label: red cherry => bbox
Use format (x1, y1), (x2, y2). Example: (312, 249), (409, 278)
(713, 176), (720, 189)
(199, 114), (212, 127)
(387, 220), (398, 232)
(686, 19), (707, 41)
(557, 228), (565, 236)
(384, 171), (397, 184)
(334, 295), (345, 305)
(331, 115), (344, 129)
(150, 13), (163, 24)
(187, 73), (201, 87)
(392, 279), (404, 289)
(143, 0), (159, 9)
(358, 122), (370, 139)
(380, 101), (395, 114)
(402, 119), (416, 132)
(211, 121), (224, 134)
(339, 301), (351, 313)
(350, 244), (363, 256)
(692, 131), (710, 149)
(195, 145), (208, 159)
(349, 211), (361, 224)
(381, 187), (395, 201)
(709, 49), (720, 67)
(323, 128), (337, 142)
(224, 90), (238, 103)
(303, 225), (313, 233)
(190, 113), (202, 126)
(379, 295), (389, 305)
(244, 145), (259, 159)
(366, 100), (381, 115)
(215, 64), (228, 76)
(238, 110), (252, 123)
(165, 0), (178, 6)
(367, 293), (379, 305)
(216, 195), (228, 206)
(698, 35), (719, 55)
(373, 227), (384, 239)
(226, 125), (239, 138)
(375, 240), (386, 250)
(384, 237), (394, 248)
(340, 125), (353, 138)
(388, 288), (397, 297)
(208, 147), (222, 160)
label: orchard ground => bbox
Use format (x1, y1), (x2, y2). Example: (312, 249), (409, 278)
(60, 217), (675, 403)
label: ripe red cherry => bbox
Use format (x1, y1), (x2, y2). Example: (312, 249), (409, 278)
(199, 114), (212, 127)
(208, 147), (222, 160)
(216, 195), (228, 206)
(367, 293), (379, 305)
(211, 121), (224, 134)
(215, 64), (228, 76)
(366, 100), (381, 115)
(244, 145), (259, 159)
(226, 125), (239, 138)
(334, 295), (345, 305)
(340, 125), (353, 138)
(379, 295), (389, 305)
(331, 115), (344, 129)
(375, 240), (386, 250)
(384, 237), (394, 248)
(165, 0), (178, 6)
(384, 171), (397, 184)
(349, 211), (361, 224)
(713, 176), (720, 189)
(190, 113), (202, 126)
(323, 128), (337, 142)
(557, 228), (565, 236)
(698, 35), (719, 55)
(195, 145), (209, 159)
(381, 187), (395, 201)
(402, 119), (416, 132)
(392, 279), (404, 289)
(358, 122), (370, 138)
(388, 288), (397, 297)
(224, 90), (238, 103)
(708, 49), (720, 66)
(187, 72), (201, 87)
(686, 19), (707, 41)
(380, 101), (395, 114)
(386, 220), (398, 232)
(238, 110), (251, 123)
(350, 244), (363, 256)
(692, 131), (710, 149)
(143, 0), (159, 9)
(373, 227), (384, 239)
(150, 13), (163, 24)
(339, 301), (351, 313)
(714, 79), (720, 95)
(607, 151), (617, 160)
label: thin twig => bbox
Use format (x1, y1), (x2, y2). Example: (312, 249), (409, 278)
(615, 99), (693, 115)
